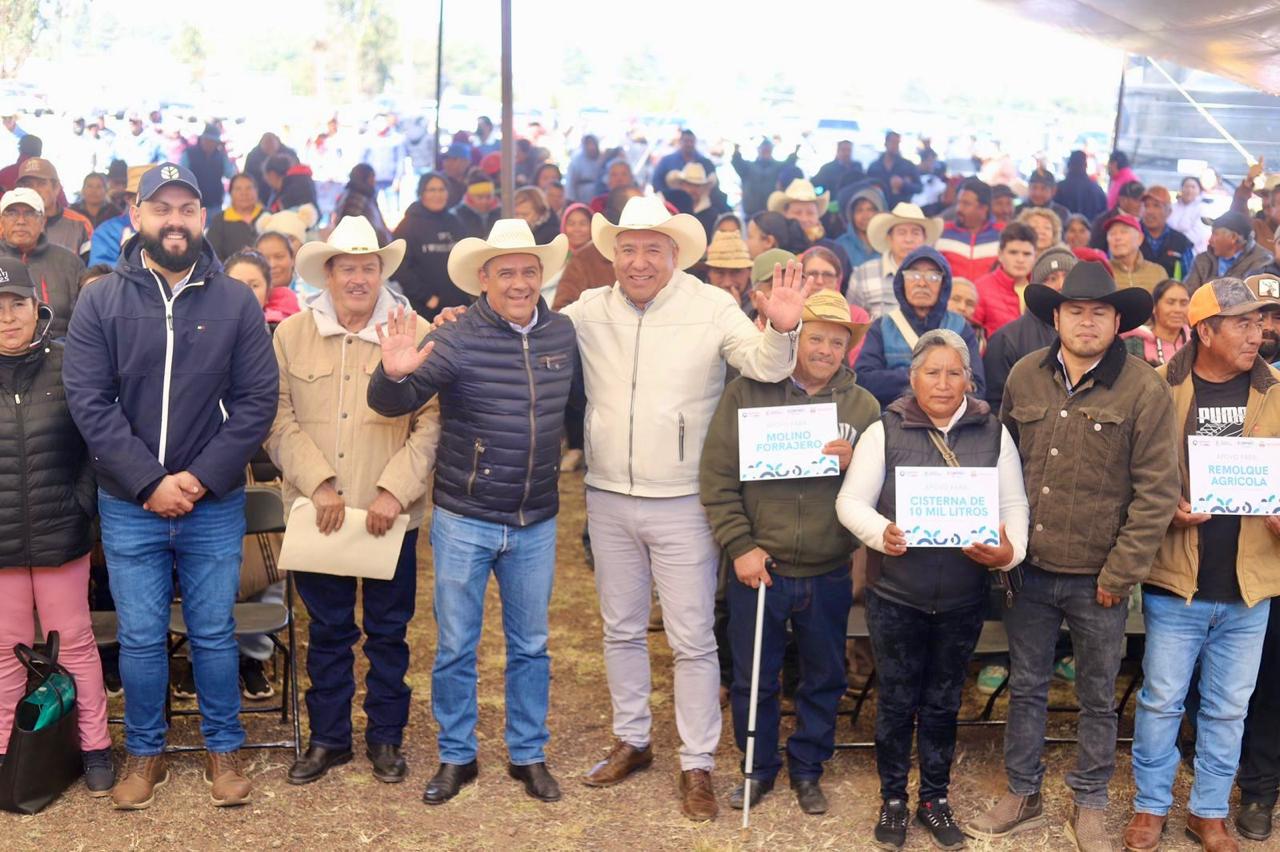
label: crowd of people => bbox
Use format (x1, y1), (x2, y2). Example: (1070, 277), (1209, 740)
(0, 111), (1279, 852)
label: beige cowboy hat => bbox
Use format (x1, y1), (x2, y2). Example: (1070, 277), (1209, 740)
(704, 229), (752, 269)
(295, 216), (406, 290)
(665, 162), (714, 188)
(591, 195), (708, 270)
(866, 202), (944, 253)
(801, 289), (869, 350)
(448, 218), (568, 297)
(767, 178), (830, 215)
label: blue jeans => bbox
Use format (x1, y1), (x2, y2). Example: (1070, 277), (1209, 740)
(1133, 591), (1270, 818)
(429, 507), (556, 765)
(293, 530), (418, 750)
(99, 487), (246, 756)
(728, 565), (852, 783)
(1003, 564), (1128, 808)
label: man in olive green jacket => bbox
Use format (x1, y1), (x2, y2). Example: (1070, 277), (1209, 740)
(700, 290), (879, 816)
(1125, 277), (1280, 851)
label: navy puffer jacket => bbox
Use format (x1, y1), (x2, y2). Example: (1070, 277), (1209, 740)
(0, 332), (96, 567)
(367, 294), (577, 527)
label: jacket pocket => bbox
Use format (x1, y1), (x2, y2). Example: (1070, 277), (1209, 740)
(538, 351), (572, 372)
(466, 438), (487, 497)
(286, 361), (336, 424)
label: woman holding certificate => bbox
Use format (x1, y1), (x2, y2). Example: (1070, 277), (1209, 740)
(836, 328), (1029, 851)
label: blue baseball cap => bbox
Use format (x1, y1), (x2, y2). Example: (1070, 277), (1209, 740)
(443, 142), (472, 161)
(137, 162), (202, 202)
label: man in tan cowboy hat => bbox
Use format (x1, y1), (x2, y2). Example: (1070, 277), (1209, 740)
(704, 228), (754, 311)
(700, 289), (877, 816)
(562, 194), (806, 821)
(769, 178), (831, 244)
(666, 162), (729, 241)
(847, 202), (943, 321)
(368, 218), (577, 807)
(266, 215), (441, 789)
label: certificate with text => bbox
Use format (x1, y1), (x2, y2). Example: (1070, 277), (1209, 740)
(895, 466), (1000, 547)
(738, 403), (840, 482)
(1188, 435), (1280, 515)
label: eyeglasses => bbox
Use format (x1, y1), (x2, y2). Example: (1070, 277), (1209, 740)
(903, 271), (944, 285)
(0, 208), (41, 221)
(804, 270), (839, 282)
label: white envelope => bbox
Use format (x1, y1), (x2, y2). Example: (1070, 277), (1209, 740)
(278, 497), (410, 580)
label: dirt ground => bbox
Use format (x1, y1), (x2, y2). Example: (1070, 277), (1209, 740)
(14, 472), (1278, 850)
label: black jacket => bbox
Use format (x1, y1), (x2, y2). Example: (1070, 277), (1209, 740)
(367, 294), (577, 527)
(391, 202), (470, 318)
(63, 235), (279, 503)
(869, 395), (1003, 613)
(452, 202), (499, 240)
(1055, 171), (1107, 220)
(983, 312), (1057, 408)
(0, 334), (95, 568)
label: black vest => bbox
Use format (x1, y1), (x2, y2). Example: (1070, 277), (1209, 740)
(870, 395), (1003, 613)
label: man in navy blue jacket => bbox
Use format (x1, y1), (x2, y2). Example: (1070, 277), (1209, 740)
(368, 218), (576, 807)
(63, 163), (278, 811)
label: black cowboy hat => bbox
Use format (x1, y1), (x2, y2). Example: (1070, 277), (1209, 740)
(1025, 260), (1152, 333)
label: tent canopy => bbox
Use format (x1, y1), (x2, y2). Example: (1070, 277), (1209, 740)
(988, 1), (1280, 95)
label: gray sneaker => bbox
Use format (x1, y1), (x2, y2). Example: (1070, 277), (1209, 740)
(964, 790), (1046, 839)
(1065, 805), (1114, 852)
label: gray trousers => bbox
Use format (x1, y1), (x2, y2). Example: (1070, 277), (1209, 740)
(586, 488), (721, 771)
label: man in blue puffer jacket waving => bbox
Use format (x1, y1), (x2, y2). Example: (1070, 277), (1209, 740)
(63, 163), (279, 810)
(368, 218), (577, 807)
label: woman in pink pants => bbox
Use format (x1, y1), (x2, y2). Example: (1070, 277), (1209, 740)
(0, 257), (113, 795)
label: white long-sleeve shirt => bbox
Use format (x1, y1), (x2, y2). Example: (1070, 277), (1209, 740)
(835, 400), (1030, 569)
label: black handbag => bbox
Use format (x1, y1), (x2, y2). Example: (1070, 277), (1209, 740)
(0, 632), (84, 814)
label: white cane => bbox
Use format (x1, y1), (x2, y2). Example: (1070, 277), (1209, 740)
(741, 575), (768, 832)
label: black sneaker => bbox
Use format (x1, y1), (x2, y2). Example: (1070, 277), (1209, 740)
(875, 798), (909, 849)
(240, 656), (275, 700)
(917, 798), (966, 850)
(83, 747), (115, 797)
(172, 663), (197, 700)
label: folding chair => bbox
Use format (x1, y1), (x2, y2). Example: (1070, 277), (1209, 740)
(165, 484), (302, 758)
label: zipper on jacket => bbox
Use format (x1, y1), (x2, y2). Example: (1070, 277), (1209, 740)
(151, 272), (205, 466)
(678, 413), (685, 462)
(13, 392), (32, 565)
(466, 438), (486, 496)
(626, 313), (645, 493)
(516, 334), (537, 526)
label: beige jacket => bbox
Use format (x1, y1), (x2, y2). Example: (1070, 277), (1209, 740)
(1147, 343), (1280, 606)
(266, 289), (440, 529)
(561, 269), (797, 497)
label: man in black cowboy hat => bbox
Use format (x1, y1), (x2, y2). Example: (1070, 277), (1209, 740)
(966, 262), (1181, 851)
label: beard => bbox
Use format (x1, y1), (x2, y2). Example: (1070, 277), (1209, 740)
(1261, 332), (1279, 363)
(140, 225), (203, 272)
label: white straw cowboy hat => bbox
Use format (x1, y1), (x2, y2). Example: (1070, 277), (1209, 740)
(448, 218), (568, 297)
(767, 178), (830, 215)
(664, 162), (715, 188)
(866, 202), (944, 253)
(295, 215), (406, 290)
(591, 195), (708, 270)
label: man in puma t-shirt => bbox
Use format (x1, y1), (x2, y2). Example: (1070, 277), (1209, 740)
(1124, 277), (1280, 852)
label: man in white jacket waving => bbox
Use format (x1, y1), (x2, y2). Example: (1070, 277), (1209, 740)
(567, 195), (804, 821)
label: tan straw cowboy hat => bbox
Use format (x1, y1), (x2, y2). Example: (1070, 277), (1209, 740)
(295, 215), (406, 290)
(446, 218), (569, 297)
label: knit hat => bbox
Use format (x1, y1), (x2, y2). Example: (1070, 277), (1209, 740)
(704, 230), (751, 269)
(751, 248), (797, 284)
(1031, 246), (1078, 285)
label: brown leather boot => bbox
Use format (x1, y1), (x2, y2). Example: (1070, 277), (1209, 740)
(205, 750), (252, 807)
(678, 768), (718, 821)
(964, 791), (1046, 839)
(1185, 815), (1239, 852)
(582, 740), (653, 787)
(111, 753), (169, 810)
(1066, 806), (1116, 852)
(1123, 812), (1166, 852)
